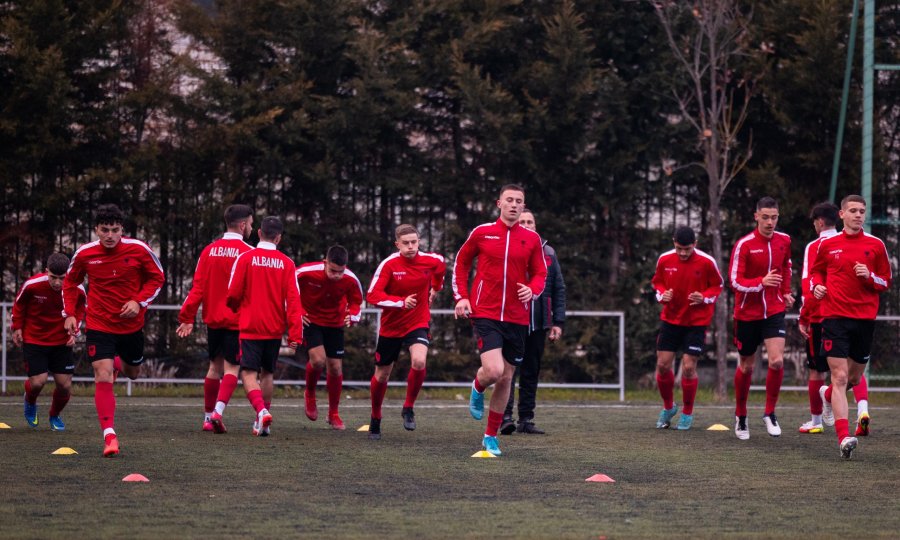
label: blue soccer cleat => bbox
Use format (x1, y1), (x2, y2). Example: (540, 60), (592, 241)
(49, 416), (66, 432)
(482, 435), (502, 456)
(655, 405), (678, 429)
(675, 413), (693, 431)
(469, 386), (484, 420)
(24, 397), (38, 428)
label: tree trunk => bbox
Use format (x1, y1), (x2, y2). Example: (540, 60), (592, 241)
(710, 187), (729, 403)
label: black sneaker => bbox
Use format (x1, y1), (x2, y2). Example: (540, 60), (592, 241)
(401, 407), (416, 431)
(368, 417), (382, 440)
(499, 416), (517, 435)
(516, 421), (545, 434)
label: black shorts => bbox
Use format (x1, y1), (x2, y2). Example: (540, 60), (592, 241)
(733, 312), (786, 357)
(23, 344), (75, 376)
(240, 339), (281, 373)
(472, 318), (527, 366)
(805, 322), (829, 373)
(821, 318), (875, 364)
(375, 328), (430, 367)
(656, 322), (706, 357)
(208, 327), (241, 366)
(303, 323), (345, 359)
(86, 329), (145, 366)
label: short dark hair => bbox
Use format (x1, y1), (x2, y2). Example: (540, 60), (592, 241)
(499, 184), (525, 198)
(673, 225), (696, 246)
(95, 204), (125, 227)
(756, 197), (778, 211)
(46, 253), (70, 275)
(810, 202), (839, 226)
(840, 194), (866, 209)
(326, 245), (348, 266)
(224, 204), (253, 228)
(395, 224), (418, 240)
(259, 216), (283, 241)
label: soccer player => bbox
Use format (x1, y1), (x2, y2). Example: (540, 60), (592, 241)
(811, 195), (891, 459)
(728, 196), (793, 440)
(500, 209), (566, 435)
(296, 245), (364, 430)
(453, 184), (547, 456)
(63, 204), (165, 456)
(650, 226), (723, 431)
(225, 216), (304, 437)
(12, 253), (86, 431)
(176, 204), (254, 433)
(797, 202), (870, 434)
(365, 225), (445, 440)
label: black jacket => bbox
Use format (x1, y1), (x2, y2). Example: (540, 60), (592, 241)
(529, 241), (566, 332)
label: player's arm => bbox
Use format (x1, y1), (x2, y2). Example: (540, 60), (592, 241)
(225, 256), (248, 311)
(178, 246), (210, 326)
(452, 234), (479, 303)
(699, 260), (724, 304)
(10, 281), (30, 346)
(345, 272), (364, 326)
(729, 243), (764, 292)
(866, 243), (892, 292)
(134, 247), (165, 310)
(366, 261), (405, 309)
(63, 252), (87, 334)
(284, 263), (305, 346)
(809, 242), (828, 299)
(650, 257), (669, 302)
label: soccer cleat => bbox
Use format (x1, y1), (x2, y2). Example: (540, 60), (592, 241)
(401, 407), (416, 431)
(516, 421), (545, 434)
(763, 413), (781, 437)
(304, 390), (318, 421)
(209, 412), (227, 434)
(840, 436), (858, 459)
(675, 414), (693, 431)
(49, 416), (66, 432)
(499, 416), (517, 435)
(656, 405), (678, 429)
(368, 417), (382, 440)
(251, 419), (270, 437)
(202, 420), (214, 432)
(469, 386), (484, 420)
(855, 412), (870, 437)
(819, 385), (834, 426)
(482, 435), (502, 457)
(254, 408), (272, 437)
(798, 421), (824, 434)
(734, 415), (749, 440)
(103, 434), (120, 457)
(24, 397), (38, 428)
(326, 413), (346, 431)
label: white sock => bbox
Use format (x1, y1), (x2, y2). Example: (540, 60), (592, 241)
(812, 414), (822, 425)
(857, 399), (869, 416)
(103, 427), (116, 438)
(214, 401), (226, 415)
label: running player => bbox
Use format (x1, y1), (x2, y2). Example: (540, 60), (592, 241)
(63, 203), (165, 456)
(296, 245), (364, 430)
(453, 184), (547, 456)
(225, 216), (304, 437)
(177, 204), (254, 433)
(12, 253), (86, 431)
(728, 196), (793, 440)
(365, 224), (445, 440)
(811, 195), (891, 459)
(650, 225), (722, 431)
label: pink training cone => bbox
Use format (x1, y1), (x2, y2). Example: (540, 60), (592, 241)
(122, 473), (149, 482)
(585, 474), (615, 483)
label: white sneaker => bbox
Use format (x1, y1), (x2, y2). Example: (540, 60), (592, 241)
(252, 419), (270, 437)
(798, 421), (824, 434)
(253, 408), (273, 437)
(840, 436), (858, 459)
(819, 386), (835, 426)
(763, 413), (781, 437)
(734, 416), (749, 440)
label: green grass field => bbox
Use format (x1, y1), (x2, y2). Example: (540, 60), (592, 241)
(1, 391), (899, 539)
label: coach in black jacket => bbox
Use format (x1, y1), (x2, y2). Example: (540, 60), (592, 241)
(501, 210), (567, 435)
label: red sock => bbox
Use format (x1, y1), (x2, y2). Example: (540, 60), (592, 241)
(95, 381), (116, 431)
(835, 418), (849, 442)
(852, 375), (868, 402)
(656, 369), (675, 410)
(24, 380), (41, 405)
(485, 410), (503, 437)
(217, 373), (238, 404)
(404, 368), (426, 408)
(326, 372), (343, 414)
(473, 377), (486, 394)
(203, 377), (220, 414)
(824, 385), (832, 403)
(370, 376), (388, 420)
(808, 379), (824, 415)
(48, 387), (70, 416)
(681, 377), (698, 415)
(734, 368), (752, 417)
(246, 389), (265, 413)
(306, 364), (322, 393)
(764, 367), (783, 415)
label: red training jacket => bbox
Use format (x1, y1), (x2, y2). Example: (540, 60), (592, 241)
(452, 218), (547, 326)
(12, 273), (86, 346)
(651, 248), (723, 327)
(296, 261), (364, 328)
(63, 238), (165, 334)
(798, 228), (838, 326)
(179, 232), (253, 330)
(226, 242), (304, 342)
(728, 229), (792, 321)
(367, 251), (446, 338)
(809, 230), (892, 320)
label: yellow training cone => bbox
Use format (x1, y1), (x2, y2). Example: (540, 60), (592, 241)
(357, 425), (369, 432)
(707, 424), (729, 431)
(471, 450), (497, 458)
(122, 473), (149, 482)
(52, 447), (78, 455)
(0, 423), (11, 429)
